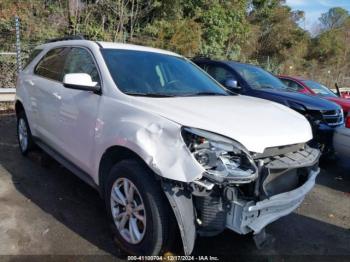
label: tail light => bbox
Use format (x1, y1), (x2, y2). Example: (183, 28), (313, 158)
(346, 116), (350, 128)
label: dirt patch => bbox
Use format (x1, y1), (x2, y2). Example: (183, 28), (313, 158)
(0, 102), (15, 113)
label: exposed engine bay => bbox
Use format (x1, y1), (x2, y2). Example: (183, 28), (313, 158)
(164, 138), (320, 255)
(192, 143), (320, 235)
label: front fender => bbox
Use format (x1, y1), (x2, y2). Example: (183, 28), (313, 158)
(94, 99), (204, 183)
(162, 182), (196, 255)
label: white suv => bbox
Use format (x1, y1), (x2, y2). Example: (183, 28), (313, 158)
(16, 38), (320, 255)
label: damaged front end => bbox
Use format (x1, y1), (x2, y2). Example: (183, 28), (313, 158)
(163, 128), (320, 255)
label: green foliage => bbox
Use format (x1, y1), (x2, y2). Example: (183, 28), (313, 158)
(144, 0), (249, 59)
(308, 16), (350, 84)
(0, 0), (348, 86)
(249, 1), (309, 75)
(198, 0), (249, 59)
(144, 19), (202, 56)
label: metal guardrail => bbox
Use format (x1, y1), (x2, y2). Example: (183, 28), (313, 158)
(0, 88), (16, 102)
(0, 52), (16, 55)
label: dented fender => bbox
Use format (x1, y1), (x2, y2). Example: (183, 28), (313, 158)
(92, 97), (204, 185)
(162, 182), (196, 255)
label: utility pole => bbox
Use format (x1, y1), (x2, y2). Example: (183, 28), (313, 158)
(15, 16), (22, 72)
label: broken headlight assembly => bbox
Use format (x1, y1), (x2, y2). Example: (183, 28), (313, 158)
(182, 127), (258, 184)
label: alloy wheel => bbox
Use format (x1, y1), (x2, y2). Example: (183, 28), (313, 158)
(18, 118), (28, 152)
(110, 177), (146, 244)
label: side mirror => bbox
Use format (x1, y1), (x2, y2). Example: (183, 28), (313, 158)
(63, 73), (100, 93)
(224, 79), (241, 90)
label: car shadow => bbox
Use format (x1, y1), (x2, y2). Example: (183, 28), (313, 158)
(318, 157), (350, 193)
(0, 114), (119, 257)
(1, 150), (120, 257)
(193, 213), (350, 258)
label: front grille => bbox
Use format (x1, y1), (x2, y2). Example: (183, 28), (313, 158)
(321, 109), (344, 126)
(263, 145), (320, 169)
(258, 146), (320, 198)
(253, 143), (305, 159)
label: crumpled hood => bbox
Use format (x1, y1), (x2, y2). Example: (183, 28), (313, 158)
(132, 95), (312, 153)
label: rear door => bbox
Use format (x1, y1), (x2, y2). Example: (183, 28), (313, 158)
(19, 48), (43, 134)
(33, 47), (70, 149)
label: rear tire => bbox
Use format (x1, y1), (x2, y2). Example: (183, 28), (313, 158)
(105, 159), (172, 255)
(16, 111), (34, 155)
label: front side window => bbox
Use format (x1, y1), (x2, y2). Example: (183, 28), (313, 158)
(231, 63), (287, 90)
(205, 65), (237, 85)
(302, 80), (337, 97)
(101, 49), (228, 97)
(63, 47), (100, 83)
(34, 47), (70, 81)
(280, 78), (305, 91)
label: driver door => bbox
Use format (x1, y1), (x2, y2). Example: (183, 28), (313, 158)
(203, 64), (242, 93)
(57, 47), (102, 173)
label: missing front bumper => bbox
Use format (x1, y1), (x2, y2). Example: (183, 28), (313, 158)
(226, 168), (319, 234)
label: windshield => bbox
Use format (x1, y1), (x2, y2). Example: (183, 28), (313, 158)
(231, 63), (288, 90)
(101, 49), (228, 97)
(302, 80), (337, 97)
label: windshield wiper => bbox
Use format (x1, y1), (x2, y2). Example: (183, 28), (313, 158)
(181, 92), (228, 97)
(260, 85), (274, 89)
(124, 91), (228, 97)
(124, 92), (175, 97)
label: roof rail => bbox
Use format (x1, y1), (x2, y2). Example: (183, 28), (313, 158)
(191, 55), (211, 60)
(46, 35), (85, 43)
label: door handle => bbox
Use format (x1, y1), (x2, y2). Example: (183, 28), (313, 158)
(52, 92), (62, 100)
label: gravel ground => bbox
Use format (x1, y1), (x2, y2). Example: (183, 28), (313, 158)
(0, 113), (349, 261)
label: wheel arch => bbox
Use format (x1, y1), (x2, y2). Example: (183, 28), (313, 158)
(98, 145), (193, 254)
(98, 145), (156, 197)
(15, 100), (25, 116)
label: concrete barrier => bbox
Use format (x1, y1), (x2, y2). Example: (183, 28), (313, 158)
(0, 88), (16, 102)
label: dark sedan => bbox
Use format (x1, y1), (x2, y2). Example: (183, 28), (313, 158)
(193, 58), (344, 156)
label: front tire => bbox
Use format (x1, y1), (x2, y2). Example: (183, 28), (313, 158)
(17, 111), (34, 155)
(105, 159), (172, 255)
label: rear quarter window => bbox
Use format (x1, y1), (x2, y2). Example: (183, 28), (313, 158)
(24, 49), (43, 69)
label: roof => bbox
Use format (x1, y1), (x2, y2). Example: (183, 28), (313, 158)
(278, 75), (307, 81)
(97, 41), (181, 57)
(225, 61), (257, 67)
(193, 58), (257, 68)
(37, 39), (182, 57)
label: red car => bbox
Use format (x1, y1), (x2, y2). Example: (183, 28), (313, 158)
(342, 91), (350, 99)
(279, 75), (350, 128)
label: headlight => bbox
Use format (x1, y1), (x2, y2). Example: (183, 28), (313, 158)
(182, 127), (258, 183)
(340, 108), (344, 124)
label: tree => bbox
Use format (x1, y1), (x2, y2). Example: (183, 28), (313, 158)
(319, 7), (349, 31)
(144, 0), (249, 58)
(249, 1), (309, 73)
(307, 16), (350, 86)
